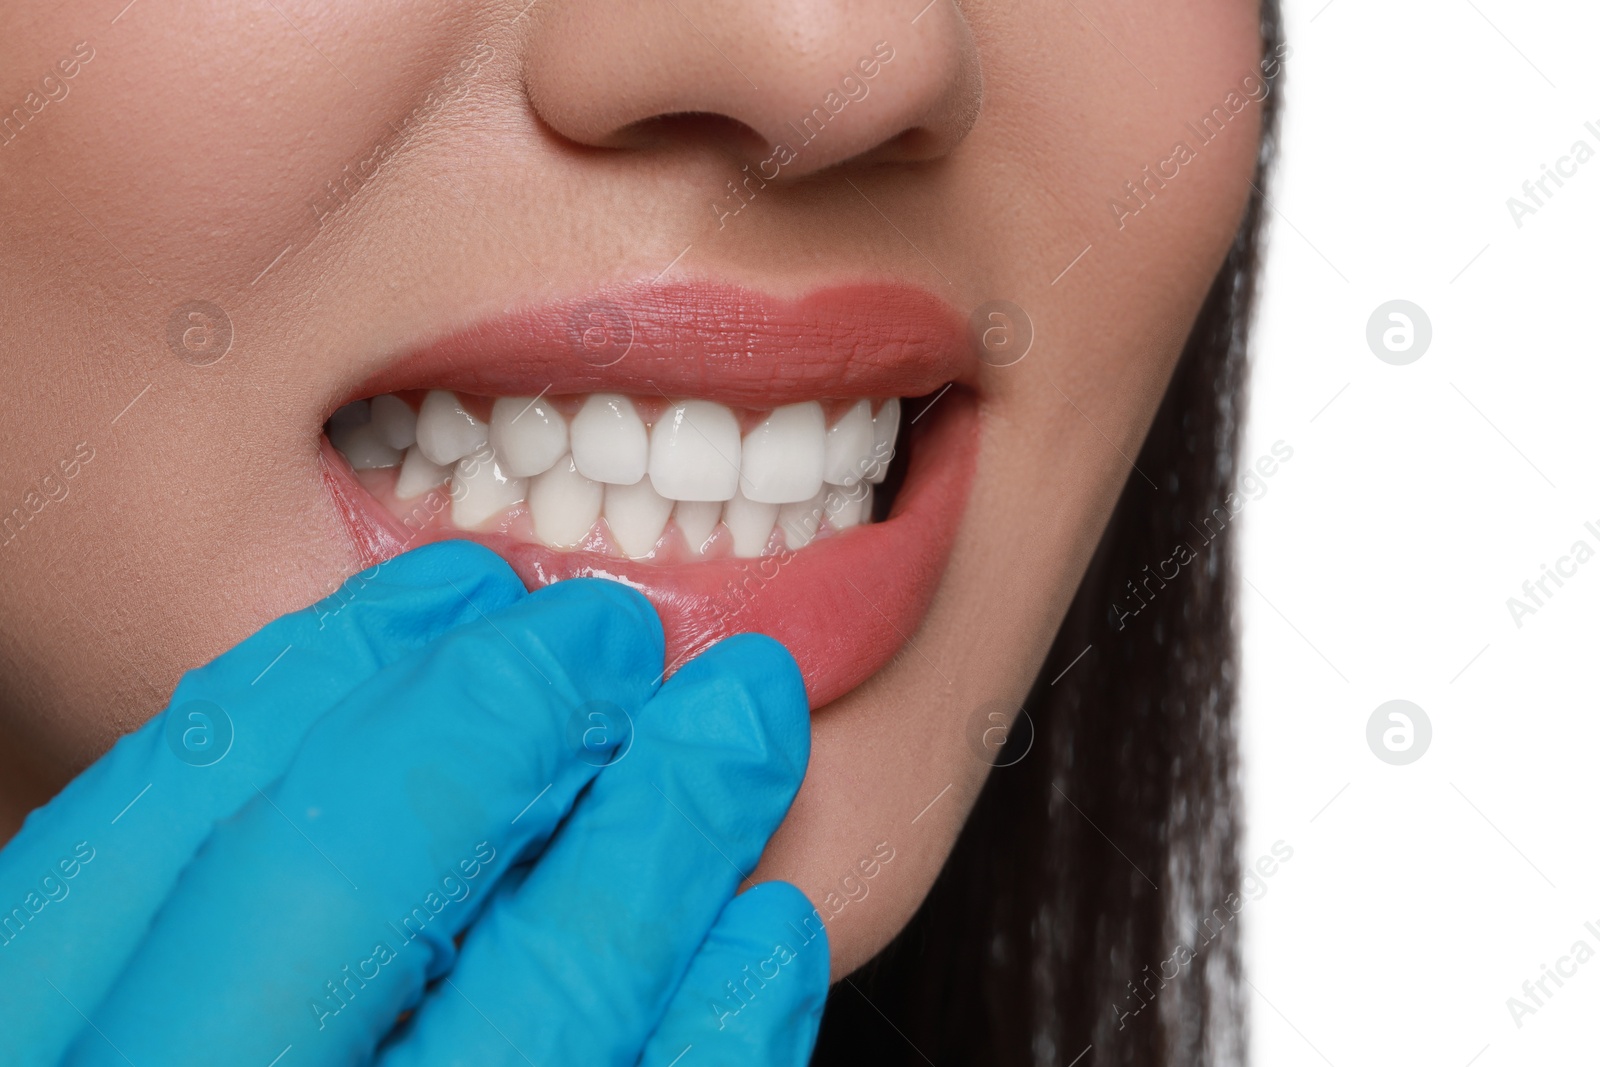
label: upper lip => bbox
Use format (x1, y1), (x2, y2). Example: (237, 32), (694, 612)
(349, 281), (977, 406)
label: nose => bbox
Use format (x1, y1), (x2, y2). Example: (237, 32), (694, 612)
(520, 1), (983, 177)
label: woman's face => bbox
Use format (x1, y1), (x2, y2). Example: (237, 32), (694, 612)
(0, 0), (1265, 975)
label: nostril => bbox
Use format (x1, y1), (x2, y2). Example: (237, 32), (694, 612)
(861, 126), (951, 167)
(610, 111), (768, 155)
(522, 1), (982, 172)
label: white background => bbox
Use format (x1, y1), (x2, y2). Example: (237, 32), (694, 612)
(1240, 0), (1600, 1063)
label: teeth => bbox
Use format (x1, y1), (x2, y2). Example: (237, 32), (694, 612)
(416, 390), (489, 465)
(370, 395), (417, 450)
(723, 492), (779, 558)
(528, 455), (603, 549)
(570, 393), (648, 485)
(450, 448), (527, 530)
(328, 420), (403, 470)
(867, 398), (900, 484)
(605, 479), (674, 559)
(825, 483), (871, 529)
(822, 400), (875, 486)
(329, 400), (371, 429)
(674, 500), (721, 556)
(490, 396), (568, 478)
(648, 400), (741, 501)
(778, 492), (826, 550)
(740, 401), (826, 504)
(331, 390), (904, 558)
(394, 445), (451, 500)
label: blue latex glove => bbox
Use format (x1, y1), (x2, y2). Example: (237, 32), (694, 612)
(0, 541), (829, 1066)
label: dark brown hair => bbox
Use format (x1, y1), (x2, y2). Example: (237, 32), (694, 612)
(812, 5), (1283, 1063)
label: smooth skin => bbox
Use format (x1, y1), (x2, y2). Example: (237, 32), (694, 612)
(0, 0), (1265, 978)
(1, 542), (827, 1065)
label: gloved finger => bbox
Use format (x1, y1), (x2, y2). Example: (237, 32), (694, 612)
(376, 632), (810, 1067)
(0, 539), (524, 1065)
(63, 576), (665, 1067)
(640, 881), (830, 1067)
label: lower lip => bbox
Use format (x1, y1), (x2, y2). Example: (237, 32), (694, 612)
(321, 393), (976, 709)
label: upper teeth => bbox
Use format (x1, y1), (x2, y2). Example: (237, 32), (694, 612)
(648, 399), (742, 502)
(488, 396), (567, 478)
(414, 390), (488, 464)
(370, 394), (418, 450)
(823, 399), (874, 486)
(740, 402), (827, 504)
(328, 390), (899, 558)
(570, 393), (650, 486)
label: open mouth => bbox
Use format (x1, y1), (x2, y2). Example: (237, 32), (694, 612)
(319, 283), (978, 708)
(329, 392), (903, 559)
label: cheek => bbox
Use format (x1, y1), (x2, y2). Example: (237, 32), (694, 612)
(1117, 2), (1266, 252)
(3, 1), (475, 295)
(0, 4), (493, 772)
(1005, 0), (1263, 442)
(753, 1), (1267, 980)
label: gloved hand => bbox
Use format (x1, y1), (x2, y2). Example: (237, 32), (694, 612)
(0, 540), (829, 1066)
